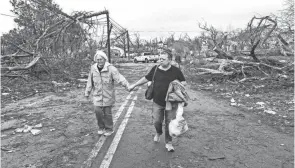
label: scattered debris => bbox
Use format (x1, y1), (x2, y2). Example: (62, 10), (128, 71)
(50, 128), (56, 132)
(77, 84), (86, 88)
(256, 102), (266, 109)
(51, 81), (70, 87)
(231, 98), (235, 103)
(15, 128), (24, 133)
(34, 123), (42, 128)
(1, 147), (14, 153)
(254, 85), (265, 89)
(15, 124), (43, 135)
(230, 98), (237, 106)
(23, 125), (33, 133)
(207, 153), (226, 160)
(77, 79), (88, 83)
(264, 109), (276, 115)
(30, 129), (41, 135)
(25, 164), (37, 168)
(256, 102), (265, 106)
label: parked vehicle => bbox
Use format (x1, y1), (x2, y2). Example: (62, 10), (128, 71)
(133, 52), (159, 63)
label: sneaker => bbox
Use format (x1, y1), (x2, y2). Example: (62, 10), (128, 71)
(104, 130), (114, 136)
(153, 134), (160, 142)
(165, 143), (174, 152)
(97, 128), (105, 135)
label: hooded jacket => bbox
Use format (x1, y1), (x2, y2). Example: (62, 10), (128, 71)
(85, 62), (129, 106)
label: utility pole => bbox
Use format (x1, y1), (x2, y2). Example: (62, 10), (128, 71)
(106, 11), (111, 62)
(127, 31), (130, 59)
(123, 37), (126, 58)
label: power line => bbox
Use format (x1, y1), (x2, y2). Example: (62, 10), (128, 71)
(0, 13), (16, 18)
(109, 17), (125, 30)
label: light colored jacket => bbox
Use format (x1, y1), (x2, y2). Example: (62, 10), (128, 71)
(85, 62), (129, 106)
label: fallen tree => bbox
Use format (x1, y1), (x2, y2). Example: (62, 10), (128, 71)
(190, 57), (293, 83)
(1, 0), (111, 84)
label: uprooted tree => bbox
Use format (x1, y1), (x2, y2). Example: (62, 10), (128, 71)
(193, 13), (294, 81)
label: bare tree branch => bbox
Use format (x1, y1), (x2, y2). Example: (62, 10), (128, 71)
(5, 40), (34, 55)
(1, 56), (40, 71)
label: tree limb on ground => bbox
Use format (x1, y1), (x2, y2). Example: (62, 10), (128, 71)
(193, 59), (292, 78)
(195, 68), (233, 75)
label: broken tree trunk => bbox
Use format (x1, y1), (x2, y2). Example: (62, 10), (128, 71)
(213, 46), (233, 60)
(246, 16), (277, 62)
(206, 40), (233, 60)
(195, 67), (233, 75)
(250, 40), (260, 62)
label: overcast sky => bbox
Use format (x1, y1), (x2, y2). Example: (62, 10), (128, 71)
(0, 0), (284, 39)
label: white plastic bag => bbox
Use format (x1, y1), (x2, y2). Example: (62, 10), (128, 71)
(169, 102), (188, 137)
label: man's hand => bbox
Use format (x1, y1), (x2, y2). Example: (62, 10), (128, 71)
(184, 100), (188, 107)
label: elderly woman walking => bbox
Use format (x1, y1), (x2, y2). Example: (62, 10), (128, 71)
(85, 50), (130, 136)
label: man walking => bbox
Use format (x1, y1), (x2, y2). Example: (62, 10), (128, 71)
(128, 50), (186, 152)
(85, 50), (129, 136)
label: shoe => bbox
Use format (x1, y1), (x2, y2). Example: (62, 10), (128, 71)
(104, 130), (114, 136)
(154, 134), (160, 142)
(165, 143), (174, 152)
(97, 128), (105, 135)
